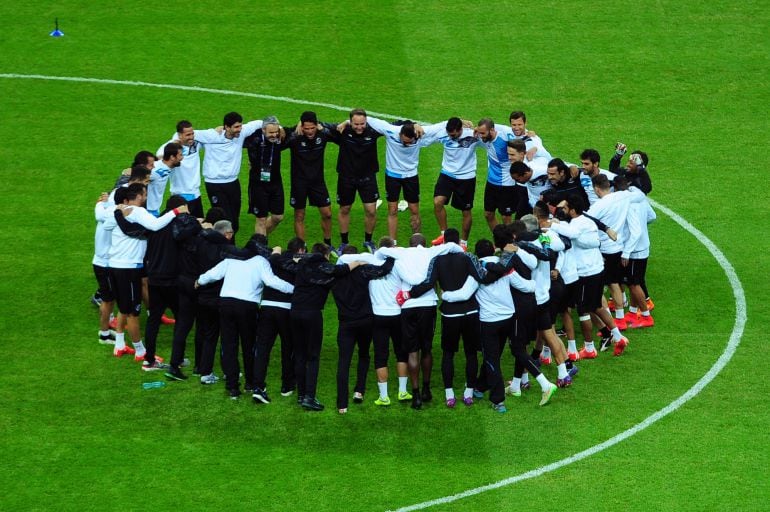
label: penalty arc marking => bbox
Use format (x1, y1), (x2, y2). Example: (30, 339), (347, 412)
(0, 72), (747, 512)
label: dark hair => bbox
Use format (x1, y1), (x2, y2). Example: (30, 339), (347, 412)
(506, 139), (526, 152)
(477, 118), (494, 130)
(443, 228), (460, 244)
(445, 117), (463, 132)
(547, 158), (570, 174)
(492, 224), (513, 249)
(509, 111), (527, 123)
(311, 242), (330, 255)
(223, 112), (242, 127)
(341, 245), (358, 255)
(565, 194), (586, 215)
(287, 237), (306, 254)
(580, 148), (600, 164)
(176, 120), (192, 133)
(532, 200), (550, 219)
(378, 236), (395, 248)
(204, 207), (227, 224)
(631, 150), (649, 166)
(509, 220), (528, 239)
(349, 108), (367, 120)
(509, 161), (531, 177)
(613, 176), (629, 191)
(300, 111), (318, 124)
(132, 150), (155, 167)
(129, 165), (151, 182)
(409, 233), (427, 247)
(113, 186), (128, 205)
(400, 121), (416, 139)
(591, 174), (611, 190)
(165, 195), (188, 212)
(475, 239), (495, 258)
(125, 183), (146, 201)
(163, 142), (182, 161)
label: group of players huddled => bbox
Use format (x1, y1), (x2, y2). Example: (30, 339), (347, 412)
(92, 108), (655, 413)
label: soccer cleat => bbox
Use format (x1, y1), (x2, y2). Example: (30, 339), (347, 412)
(555, 328), (567, 337)
(556, 376), (572, 388)
(624, 311), (641, 324)
(521, 381), (531, 391)
(353, 392), (364, 404)
(338, 408), (348, 414)
(446, 397), (456, 408)
(568, 364), (580, 378)
(136, 354), (162, 363)
(614, 317), (628, 331)
(599, 335), (614, 352)
(280, 385), (294, 397)
(578, 347), (598, 359)
(160, 314), (175, 325)
(539, 354), (552, 365)
(614, 336), (629, 356)
(200, 373), (219, 385)
(506, 386), (522, 397)
(397, 391), (413, 402)
(228, 388), (241, 400)
(539, 384), (557, 406)
(646, 297), (655, 311)
(335, 243), (348, 257)
(363, 241), (376, 254)
(252, 388), (271, 404)
(567, 351), (580, 362)
(411, 394), (422, 410)
(462, 397), (474, 407)
(113, 346), (135, 358)
(98, 333), (116, 345)
(300, 396), (325, 411)
(630, 315), (655, 328)
(492, 402), (507, 414)
(141, 360), (167, 372)
(165, 367), (188, 381)
(374, 396), (391, 406)
(472, 389), (484, 399)
(431, 233), (445, 246)
(421, 386), (433, 402)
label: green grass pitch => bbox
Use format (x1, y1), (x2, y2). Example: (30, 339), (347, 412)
(0, 1), (768, 510)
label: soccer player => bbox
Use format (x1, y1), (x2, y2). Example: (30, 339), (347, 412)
(243, 116), (287, 236)
(284, 111), (334, 246)
(195, 245), (294, 400)
(475, 118), (518, 231)
(609, 143), (652, 194)
(157, 120), (206, 218)
(103, 183), (188, 360)
(146, 143), (184, 216)
(509, 157), (552, 214)
(195, 112), (264, 235)
(549, 194), (630, 358)
(326, 108), (382, 253)
(422, 117), (480, 246)
(508, 111), (553, 218)
(541, 158), (589, 209)
(577, 148), (616, 206)
(366, 117), (433, 244)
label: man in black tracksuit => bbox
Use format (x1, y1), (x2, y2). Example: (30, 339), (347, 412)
(331, 247), (395, 413)
(291, 243), (364, 411)
(244, 118), (289, 235)
(609, 144), (652, 195)
(252, 237), (305, 401)
(326, 109), (383, 252)
(541, 158), (589, 209)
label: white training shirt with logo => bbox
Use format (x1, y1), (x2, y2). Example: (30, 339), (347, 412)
(422, 123), (479, 180)
(157, 136), (203, 201)
(195, 120), (263, 183)
(367, 117), (432, 179)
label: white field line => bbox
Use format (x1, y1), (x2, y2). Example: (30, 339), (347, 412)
(0, 73), (747, 512)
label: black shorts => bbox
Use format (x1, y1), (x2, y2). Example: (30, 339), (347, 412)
(385, 175), (419, 204)
(602, 252), (624, 285)
(577, 272), (604, 315)
(248, 179), (285, 218)
(401, 306), (436, 353)
(625, 257), (648, 285)
(434, 174), (476, 211)
(290, 177), (331, 209)
(483, 182), (515, 216)
(372, 314), (407, 367)
(110, 267), (143, 316)
(440, 313), (480, 352)
(548, 275), (566, 317)
(337, 173), (379, 206)
(93, 264), (115, 303)
(535, 302), (554, 331)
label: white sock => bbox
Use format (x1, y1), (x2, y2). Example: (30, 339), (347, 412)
(541, 346), (551, 359)
(377, 381), (388, 399)
(114, 332), (125, 350)
(133, 340), (145, 356)
(567, 339), (577, 352)
(463, 387), (473, 399)
(535, 373), (551, 390)
(99, 330), (110, 337)
(629, 306), (638, 314)
(445, 388), (455, 400)
(615, 309), (625, 319)
(521, 372), (530, 385)
(398, 376), (408, 393)
(511, 377), (522, 392)
(611, 327), (623, 341)
(585, 341), (595, 352)
(557, 363), (568, 379)
(642, 310), (651, 317)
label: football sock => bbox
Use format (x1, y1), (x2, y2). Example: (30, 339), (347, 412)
(541, 346), (552, 360)
(521, 372), (530, 386)
(114, 332), (126, 350)
(567, 339), (577, 352)
(535, 373), (551, 390)
(398, 376), (408, 393)
(324, 238), (332, 247)
(585, 341), (596, 352)
(557, 363), (568, 379)
(364, 232), (372, 242)
(377, 381), (388, 399)
(615, 309), (625, 320)
(445, 388), (455, 400)
(629, 306), (638, 314)
(511, 377), (522, 393)
(133, 340), (145, 356)
(611, 327), (623, 341)
(340, 232), (349, 244)
(463, 387), (473, 399)
(642, 310), (651, 317)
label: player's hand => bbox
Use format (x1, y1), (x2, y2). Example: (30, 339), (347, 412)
(117, 205), (133, 216)
(337, 120), (349, 133)
(526, 129), (537, 137)
(175, 204), (189, 214)
(606, 228), (618, 241)
(461, 119), (473, 128)
(272, 246), (282, 254)
(503, 243), (518, 253)
(414, 124), (425, 139)
(569, 164), (580, 179)
(98, 192), (109, 203)
(395, 290), (411, 306)
(621, 257), (629, 267)
(550, 269), (559, 281)
(215, 126), (224, 134)
(526, 147), (537, 161)
(615, 142), (627, 156)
